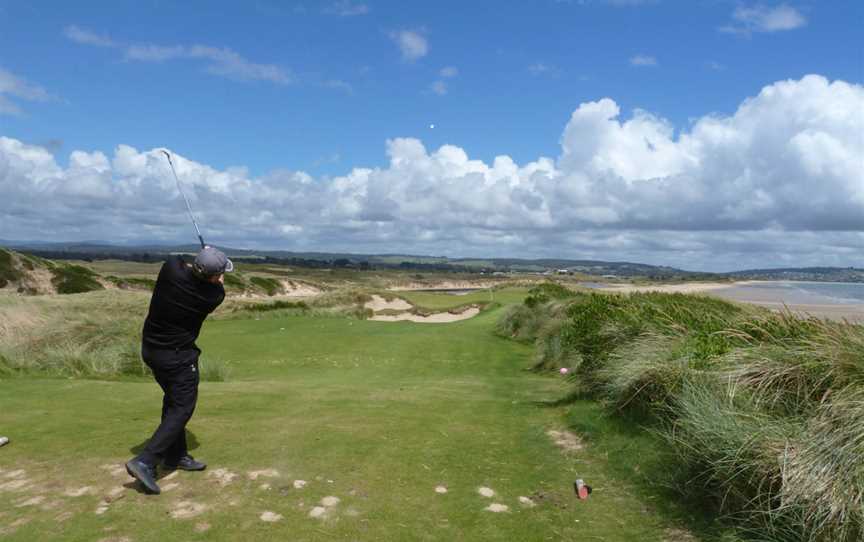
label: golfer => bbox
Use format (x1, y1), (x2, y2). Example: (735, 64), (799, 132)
(125, 246), (233, 494)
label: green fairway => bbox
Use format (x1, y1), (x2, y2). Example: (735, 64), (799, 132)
(0, 294), (702, 541)
(395, 287), (527, 310)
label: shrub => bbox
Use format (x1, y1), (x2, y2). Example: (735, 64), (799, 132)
(249, 276), (283, 296)
(523, 281), (577, 308)
(500, 289), (864, 540)
(51, 264), (104, 294)
(238, 300), (309, 312)
(0, 248), (23, 286)
(222, 272), (246, 290)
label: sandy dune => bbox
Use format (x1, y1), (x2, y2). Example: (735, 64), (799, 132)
(598, 282), (738, 294)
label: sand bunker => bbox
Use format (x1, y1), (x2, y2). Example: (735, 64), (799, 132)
(365, 294), (482, 323)
(435, 486), (448, 494)
(365, 295), (413, 312)
(547, 429), (583, 452)
(370, 307), (480, 323)
(477, 487), (495, 498)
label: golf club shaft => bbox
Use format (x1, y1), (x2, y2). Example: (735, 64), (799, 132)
(161, 150), (206, 249)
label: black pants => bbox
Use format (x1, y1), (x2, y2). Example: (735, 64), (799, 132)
(137, 344), (200, 467)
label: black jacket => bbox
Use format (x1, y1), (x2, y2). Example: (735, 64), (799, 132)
(142, 255), (225, 350)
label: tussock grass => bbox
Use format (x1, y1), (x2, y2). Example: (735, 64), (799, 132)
(500, 283), (864, 540)
(0, 290), (227, 381)
(224, 287), (372, 320)
(50, 264), (104, 294)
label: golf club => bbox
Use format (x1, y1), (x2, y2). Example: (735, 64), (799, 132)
(161, 150), (206, 249)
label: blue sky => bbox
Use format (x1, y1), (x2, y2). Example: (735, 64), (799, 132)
(0, 1), (862, 270)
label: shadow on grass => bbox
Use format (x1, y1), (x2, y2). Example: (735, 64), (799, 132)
(129, 429), (200, 457)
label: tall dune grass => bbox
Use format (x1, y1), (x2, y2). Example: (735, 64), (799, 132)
(0, 290), (228, 381)
(500, 283), (864, 541)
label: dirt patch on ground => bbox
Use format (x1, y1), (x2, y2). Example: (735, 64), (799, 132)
(477, 487), (495, 498)
(321, 496), (340, 507)
(170, 501), (207, 519)
(365, 295), (413, 312)
(100, 464), (127, 478)
(247, 469), (279, 480)
(370, 307), (480, 323)
(663, 527), (700, 541)
(547, 429), (584, 452)
(64, 486), (93, 497)
(308, 506), (327, 519)
(208, 468), (238, 486)
(435, 485), (448, 494)
(518, 496), (536, 508)
(15, 495), (45, 507)
(293, 479), (307, 489)
(484, 503), (509, 513)
(0, 478), (32, 492)
(260, 511), (283, 522)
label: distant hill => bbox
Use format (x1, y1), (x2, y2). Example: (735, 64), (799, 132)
(729, 267), (864, 283)
(2, 241), (860, 282)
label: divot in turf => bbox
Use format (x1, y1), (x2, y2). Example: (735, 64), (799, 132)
(170, 501), (207, 519)
(260, 511), (283, 522)
(477, 486), (495, 498)
(484, 503), (509, 513)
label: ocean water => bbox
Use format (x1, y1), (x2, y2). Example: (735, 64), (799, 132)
(715, 281), (864, 305)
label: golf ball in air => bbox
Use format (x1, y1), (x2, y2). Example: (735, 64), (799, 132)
(560, 368), (569, 375)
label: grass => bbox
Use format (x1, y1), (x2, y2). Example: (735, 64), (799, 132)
(0, 290), (225, 381)
(499, 284), (864, 541)
(0, 287), (710, 541)
(50, 264), (105, 294)
(0, 248), (24, 288)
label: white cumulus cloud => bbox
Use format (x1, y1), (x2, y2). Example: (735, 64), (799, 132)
(389, 30), (428, 62)
(629, 54), (657, 66)
(721, 3), (807, 34)
(1, 75), (861, 271)
(323, 0), (369, 16)
(439, 66), (458, 78)
(64, 25), (116, 47)
(0, 67), (55, 116)
(65, 26), (292, 85)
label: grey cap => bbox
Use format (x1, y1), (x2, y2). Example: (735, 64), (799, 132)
(194, 246), (234, 275)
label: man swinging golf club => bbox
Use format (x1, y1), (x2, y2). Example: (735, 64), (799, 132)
(125, 246), (232, 494)
(125, 150), (233, 494)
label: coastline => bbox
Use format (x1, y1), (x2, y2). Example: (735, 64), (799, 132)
(596, 281), (864, 323)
